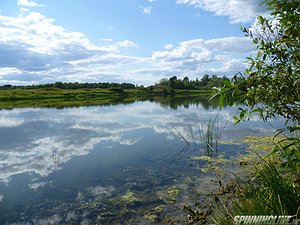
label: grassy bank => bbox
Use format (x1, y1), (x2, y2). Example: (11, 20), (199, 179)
(215, 136), (300, 224)
(182, 134), (300, 224)
(0, 88), (213, 109)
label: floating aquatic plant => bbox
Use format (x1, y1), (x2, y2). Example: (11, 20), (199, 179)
(121, 191), (140, 202)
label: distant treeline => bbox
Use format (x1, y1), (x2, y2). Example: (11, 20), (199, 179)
(0, 75), (230, 90)
(0, 82), (136, 90)
(157, 75), (230, 90)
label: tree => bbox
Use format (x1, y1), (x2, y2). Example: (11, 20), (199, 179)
(210, 2), (300, 222)
(213, 0), (300, 173)
(200, 74), (209, 86)
(216, 0), (300, 124)
(183, 76), (189, 83)
(169, 76), (177, 88)
(54, 82), (64, 89)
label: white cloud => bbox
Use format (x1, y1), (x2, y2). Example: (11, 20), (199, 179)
(17, 0), (43, 7)
(0, 67), (22, 76)
(69, 54), (141, 67)
(113, 40), (138, 50)
(151, 37), (253, 75)
(164, 43), (173, 50)
(99, 38), (113, 42)
(0, 12), (109, 63)
(0, 12), (141, 85)
(142, 6), (152, 14)
(0, 6), (255, 85)
(176, 0), (267, 23)
(153, 37), (251, 61)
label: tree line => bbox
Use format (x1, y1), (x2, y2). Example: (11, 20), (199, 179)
(0, 82), (136, 90)
(0, 74), (230, 91)
(157, 75), (230, 90)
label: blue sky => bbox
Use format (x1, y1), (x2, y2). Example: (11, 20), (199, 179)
(0, 0), (266, 85)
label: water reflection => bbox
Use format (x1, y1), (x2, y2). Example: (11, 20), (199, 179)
(0, 97), (283, 224)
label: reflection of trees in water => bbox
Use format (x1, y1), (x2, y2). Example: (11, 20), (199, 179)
(153, 96), (220, 110)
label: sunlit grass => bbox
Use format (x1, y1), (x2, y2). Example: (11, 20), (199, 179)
(214, 160), (300, 225)
(0, 88), (213, 109)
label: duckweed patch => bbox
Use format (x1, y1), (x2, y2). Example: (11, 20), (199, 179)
(158, 185), (181, 205)
(243, 135), (284, 152)
(121, 191), (140, 202)
(192, 155), (229, 175)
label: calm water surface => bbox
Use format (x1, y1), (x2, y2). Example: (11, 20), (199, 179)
(0, 97), (282, 224)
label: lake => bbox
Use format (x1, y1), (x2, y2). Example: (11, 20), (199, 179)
(0, 96), (282, 224)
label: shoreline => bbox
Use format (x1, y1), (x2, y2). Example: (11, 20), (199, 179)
(0, 88), (213, 109)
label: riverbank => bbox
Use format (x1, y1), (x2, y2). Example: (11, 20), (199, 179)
(0, 88), (213, 109)
(204, 135), (300, 225)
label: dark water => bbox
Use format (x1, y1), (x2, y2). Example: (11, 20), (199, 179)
(0, 97), (283, 224)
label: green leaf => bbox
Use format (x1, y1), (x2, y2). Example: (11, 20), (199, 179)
(219, 94), (224, 109)
(223, 79), (231, 87)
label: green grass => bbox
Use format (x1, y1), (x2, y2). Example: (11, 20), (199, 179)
(213, 160), (300, 225)
(175, 89), (213, 96)
(0, 88), (213, 109)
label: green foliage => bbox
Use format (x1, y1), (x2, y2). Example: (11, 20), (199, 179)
(214, 161), (300, 225)
(273, 126), (300, 174)
(237, 162), (300, 215)
(0, 82), (136, 90)
(211, 1), (300, 224)
(108, 87), (126, 94)
(212, 0), (300, 177)
(158, 75), (229, 90)
(215, 0), (300, 123)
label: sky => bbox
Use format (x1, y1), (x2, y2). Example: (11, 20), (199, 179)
(0, 0), (267, 86)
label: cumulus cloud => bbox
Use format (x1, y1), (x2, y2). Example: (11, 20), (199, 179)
(17, 0), (43, 7)
(99, 38), (113, 42)
(151, 37), (253, 75)
(0, 11), (140, 85)
(111, 40), (138, 51)
(153, 37), (253, 61)
(176, 0), (267, 23)
(142, 6), (152, 14)
(0, 12), (109, 69)
(0, 4), (256, 85)
(164, 43), (174, 50)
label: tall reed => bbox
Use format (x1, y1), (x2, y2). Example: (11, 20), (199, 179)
(198, 114), (227, 156)
(171, 114), (227, 158)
